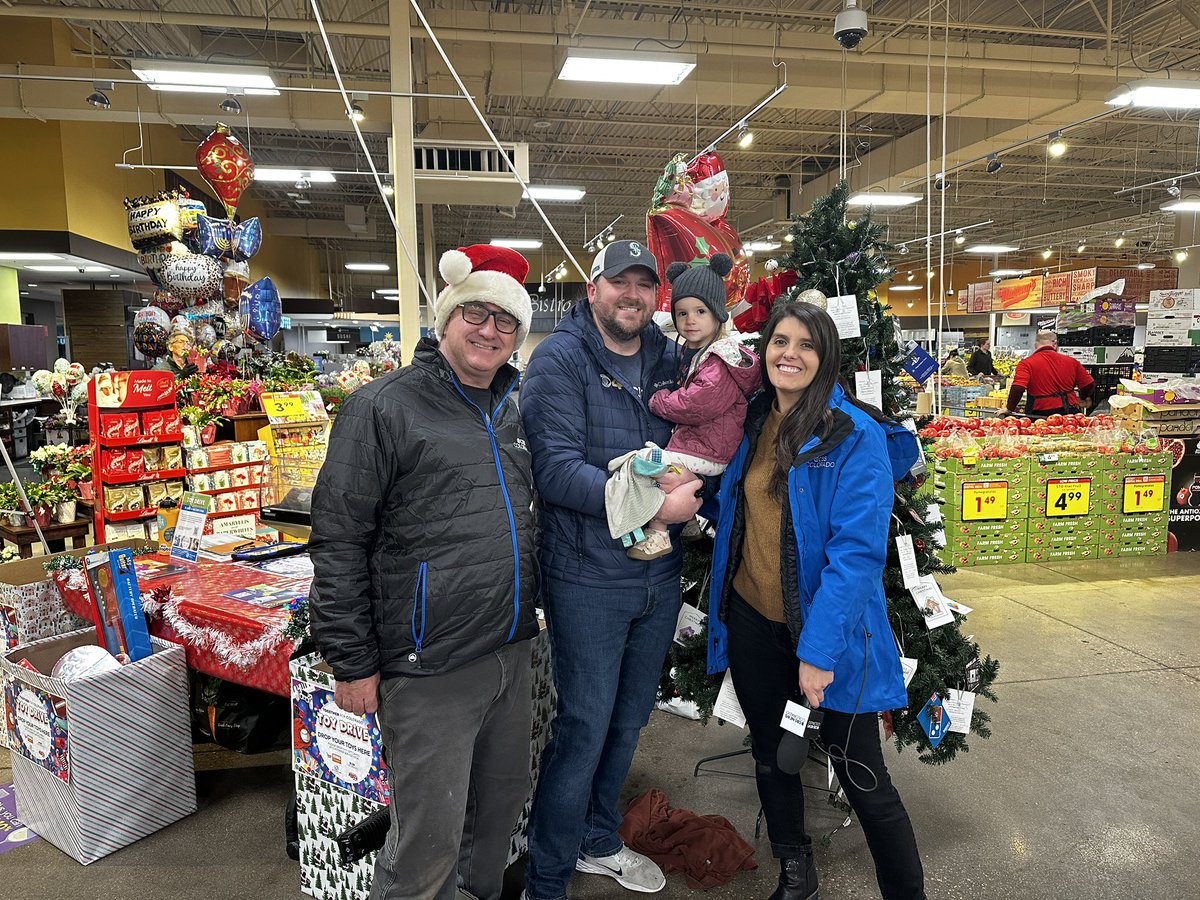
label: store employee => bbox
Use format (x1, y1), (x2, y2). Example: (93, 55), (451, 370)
(1005, 331), (1095, 417)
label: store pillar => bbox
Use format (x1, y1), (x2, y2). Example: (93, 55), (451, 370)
(390, 0), (422, 363)
(1175, 217), (1200, 288)
(0, 266), (18, 325)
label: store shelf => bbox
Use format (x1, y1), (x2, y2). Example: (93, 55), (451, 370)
(101, 468), (188, 485)
(210, 506), (260, 518)
(98, 432), (185, 448)
(188, 460), (267, 475)
(101, 506), (160, 522)
(192, 484), (261, 496)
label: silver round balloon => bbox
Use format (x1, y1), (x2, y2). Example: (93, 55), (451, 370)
(196, 324), (218, 348)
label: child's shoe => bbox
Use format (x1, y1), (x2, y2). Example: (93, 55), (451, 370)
(627, 528), (673, 560)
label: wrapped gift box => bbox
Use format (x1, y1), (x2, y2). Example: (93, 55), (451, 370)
(2, 628), (195, 864)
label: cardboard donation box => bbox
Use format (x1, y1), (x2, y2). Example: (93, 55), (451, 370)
(2, 628), (196, 864)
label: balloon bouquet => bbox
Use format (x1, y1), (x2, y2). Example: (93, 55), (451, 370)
(124, 122), (282, 369)
(646, 152), (751, 328)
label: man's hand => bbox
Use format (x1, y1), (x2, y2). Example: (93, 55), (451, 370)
(799, 661), (834, 708)
(656, 483), (702, 524)
(655, 466), (700, 494)
(179, 362), (199, 378)
(334, 673), (381, 715)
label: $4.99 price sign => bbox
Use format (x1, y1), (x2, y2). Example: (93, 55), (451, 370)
(961, 481), (1008, 521)
(1046, 478), (1091, 517)
(1123, 474), (1166, 514)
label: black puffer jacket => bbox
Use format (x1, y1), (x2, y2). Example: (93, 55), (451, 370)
(308, 337), (539, 681)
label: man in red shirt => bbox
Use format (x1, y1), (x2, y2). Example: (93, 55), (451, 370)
(1006, 331), (1095, 417)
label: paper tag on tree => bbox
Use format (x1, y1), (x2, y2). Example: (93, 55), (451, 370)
(899, 655), (918, 688)
(855, 369), (883, 411)
(827, 295), (862, 339)
(910, 575), (955, 629)
(673, 602), (707, 645)
(713, 671), (746, 728)
(896, 534), (920, 588)
(917, 693), (951, 749)
(942, 689), (976, 735)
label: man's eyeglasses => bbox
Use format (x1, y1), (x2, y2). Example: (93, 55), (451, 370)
(459, 302), (520, 334)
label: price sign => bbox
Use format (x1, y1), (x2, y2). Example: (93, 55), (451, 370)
(961, 481), (1008, 521)
(1046, 478), (1091, 517)
(1123, 474), (1166, 514)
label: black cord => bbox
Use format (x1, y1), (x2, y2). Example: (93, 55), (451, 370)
(819, 628), (879, 794)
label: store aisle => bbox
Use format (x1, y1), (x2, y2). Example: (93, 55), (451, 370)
(2, 554), (1199, 899)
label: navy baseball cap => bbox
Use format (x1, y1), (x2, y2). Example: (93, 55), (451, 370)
(589, 240), (660, 284)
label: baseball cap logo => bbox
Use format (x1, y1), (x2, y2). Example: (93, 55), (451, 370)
(628, 242), (642, 257)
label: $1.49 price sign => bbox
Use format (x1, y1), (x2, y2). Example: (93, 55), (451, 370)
(1046, 477), (1091, 517)
(961, 481), (1008, 521)
(1123, 474), (1166, 514)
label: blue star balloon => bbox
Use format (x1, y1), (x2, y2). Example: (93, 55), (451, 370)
(239, 276), (281, 344)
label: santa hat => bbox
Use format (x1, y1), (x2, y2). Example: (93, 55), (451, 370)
(434, 244), (533, 344)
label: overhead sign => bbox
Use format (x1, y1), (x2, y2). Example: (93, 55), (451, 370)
(995, 276), (1044, 310)
(325, 326), (361, 343)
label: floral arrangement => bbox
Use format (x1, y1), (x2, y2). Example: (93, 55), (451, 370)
(32, 358), (90, 425)
(22, 480), (55, 513)
(0, 545), (18, 563)
(62, 446), (93, 484)
(0, 482), (20, 514)
(334, 359), (374, 393)
(362, 334), (402, 375)
(29, 443), (72, 475)
(179, 404), (222, 430)
(245, 351), (318, 391)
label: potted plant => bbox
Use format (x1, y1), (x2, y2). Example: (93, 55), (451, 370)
(29, 442), (72, 478)
(63, 446), (94, 501)
(0, 482), (24, 528)
(48, 478), (79, 524)
(22, 481), (54, 529)
(180, 405), (222, 446)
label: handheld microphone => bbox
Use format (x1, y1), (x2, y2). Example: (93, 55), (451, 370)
(777, 697), (824, 775)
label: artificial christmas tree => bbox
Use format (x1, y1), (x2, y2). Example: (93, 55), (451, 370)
(661, 180), (999, 763)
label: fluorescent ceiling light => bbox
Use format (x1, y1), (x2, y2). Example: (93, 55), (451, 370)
(131, 61), (279, 95)
(1107, 79), (1200, 110)
(26, 265), (109, 272)
(374, 289), (400, 297)
(558, 49), (696, 85)
(1136, 263), (1156, 270)
(965, 244), (1020, 254)
(255, 168), (336, 183)
(846, 193), (922, 208)
(523, 186), (586, 202)
(345, 262), (390, 272)
(889, 285), (922, 292)
(745, 241), (782, 252)
(1162, 197), (1200, 212)
(0, 253), (62, 261)
(990, 268), (1032, 277)
(490, 239), (543, 249)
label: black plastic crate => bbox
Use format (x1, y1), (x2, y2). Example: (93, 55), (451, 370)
(1144, 347), (1193, 373)
(1056, 329), (1092, 347)
(1090, 325), (1135, 347)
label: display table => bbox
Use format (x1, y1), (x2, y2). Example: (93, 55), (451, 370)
(224, 412), (271, 443)
(0, 516), (91, 559)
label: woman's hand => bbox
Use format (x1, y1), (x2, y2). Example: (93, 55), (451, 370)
(799, 661), (834, 708)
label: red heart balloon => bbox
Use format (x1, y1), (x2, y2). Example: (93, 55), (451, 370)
(646, 205), (750, 314)
(195, 123), (255, 220)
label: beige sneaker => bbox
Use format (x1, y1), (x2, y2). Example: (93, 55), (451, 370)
(627, 529), (673, 560)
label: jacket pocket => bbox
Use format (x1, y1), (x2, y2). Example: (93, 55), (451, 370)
(410, 562), (429, 662)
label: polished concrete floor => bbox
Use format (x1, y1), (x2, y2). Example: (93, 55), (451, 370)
(3, 553), (1199, 899)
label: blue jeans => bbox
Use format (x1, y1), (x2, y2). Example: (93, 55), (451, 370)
(524, 576), (681, 900)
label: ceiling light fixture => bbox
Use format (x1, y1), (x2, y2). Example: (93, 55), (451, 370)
(898, 244), (910, 255)
(1137, 262), (1156, 270)
(927, 269), (935, 279)
(906, 271), (915, 282)
(1042, 248), (1054, 259)
(783, 233), (794, 242)
(847, 193), (921, 208)
(1047, 132), (1068, 157)
(934, 174), (948, 191)
(0, 253), (62, 261)
(990, 268), (1032, 277)
(255, 168), (337, 183)
(131, 61), (279, 95)
(889, 285), (922, 292)
(219, 93), (242, 115)
(955, 231), (966, 245)
(1114, 234), (1126, 248)
(86, 81), (113, 109)
(1077, 242), (1088, 253)
(737, 123), (754, 149)
(966, 244), (1020, 254)
(345, 262), (390, 272)
(26, 265), (109, 273)
(985, 154), (1003, 174)
(381, 184), (394, 197)
(1162, 196), (1200, 212)
(1167, 181), (1183, 198)
(294, 177), (311, 191)
(523, 186), (587, 202)
(558, 49), (696, 85)
(1176, 250), (1191, 263)
(490, 239), (543, 250)
(1107, 79), (1200, 110)
(349, 102), (365, 123)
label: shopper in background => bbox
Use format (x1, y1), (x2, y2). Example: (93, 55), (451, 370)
(939, 348), (968, 378)
(309, 244), (539, 900)
(1005, 330), (1095, 418)
(968, 339), (1000, 378)
(521, 240), (702, 899)
(154, 330), (198, 378)
(704, 301), (926, 900)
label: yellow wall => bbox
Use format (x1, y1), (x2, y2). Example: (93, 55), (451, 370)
(0, 17), (58, 63)
(0, 120), (69, 231)
(238, 196), (324, 299)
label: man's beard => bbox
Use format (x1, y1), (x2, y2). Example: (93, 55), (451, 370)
(594, 304), (651, 343)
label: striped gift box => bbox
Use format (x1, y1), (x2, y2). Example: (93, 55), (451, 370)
(2, 628), (196, 865)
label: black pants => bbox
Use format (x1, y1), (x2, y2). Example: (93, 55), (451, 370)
(724, 592), (925, 900)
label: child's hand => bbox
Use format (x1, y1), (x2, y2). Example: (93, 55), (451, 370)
(655, 467), (700, 493)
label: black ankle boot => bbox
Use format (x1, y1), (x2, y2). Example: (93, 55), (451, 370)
(767, 853), (818, 900)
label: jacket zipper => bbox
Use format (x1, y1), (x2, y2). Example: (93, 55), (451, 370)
(410, 561), (427, 667)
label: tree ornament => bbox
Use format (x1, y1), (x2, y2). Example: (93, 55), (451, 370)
(916, 539), (926, 552)
(847, 220), (858, 230)
(796, 288), (828, 309)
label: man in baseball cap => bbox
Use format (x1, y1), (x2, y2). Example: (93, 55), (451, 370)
(520, 242), (700, 899)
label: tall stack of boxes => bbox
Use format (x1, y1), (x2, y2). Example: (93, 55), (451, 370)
(1144, 289), (1200, 374)
(933, 450), (1169, 566)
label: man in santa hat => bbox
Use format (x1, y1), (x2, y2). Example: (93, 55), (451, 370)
(310, 244), (539, 900)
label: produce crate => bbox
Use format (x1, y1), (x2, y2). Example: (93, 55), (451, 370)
(1097, 537), (1167, 558)
(942, 519), (1028, 539)
(1030, 477), (1098, 519)
(933, 455), (1030, 484)
(1025, 543), (1099, 563)
(935, 479), (1030, 522)
(1141, 347), (1199, 374)
(938, 546), (1024, 568)
(1025, 525), (1098, 549)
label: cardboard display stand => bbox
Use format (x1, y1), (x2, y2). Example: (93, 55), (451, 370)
(2, 628), (196, 864)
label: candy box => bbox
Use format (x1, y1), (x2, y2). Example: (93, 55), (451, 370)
(160, 410), (182, 435)
(120, 413), (140, 439)
(163, 480), (185, 502)
(125, 450), (145, 476)
(162, 446), (184, 470)
(2, 628), (195, 864)
(101, 450), (128, 477)
(142, 447), (163, 472)
(98, 415), (125, 441)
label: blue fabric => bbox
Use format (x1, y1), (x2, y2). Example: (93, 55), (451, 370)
(520, 301), (682, 589)
(524, 576), (681, 900)
(706, 384), (913, 713)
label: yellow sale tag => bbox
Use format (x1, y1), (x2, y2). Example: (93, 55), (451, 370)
(961, 481), (1008, 521)
(1046, 478), (1091, 517)
(1123, 475), (1166, 514)
(262, 395), (306, 419)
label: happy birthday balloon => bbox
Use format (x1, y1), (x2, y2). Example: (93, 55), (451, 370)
(195, 123), (255, 219)
(125, 192), (183, 250)
(152, 289), (186, 318)
(137, 240), (191, 288)
(163, 253), (223, 305)
(133, 306), (171, 358)
(239, 276), (281, 344)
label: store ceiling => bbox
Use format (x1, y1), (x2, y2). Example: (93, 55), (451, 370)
(3, 1), (1200, 296)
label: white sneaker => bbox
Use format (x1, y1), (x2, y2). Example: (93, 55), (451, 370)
(575, 845), (666, 893)
(626, 529), (673, 560)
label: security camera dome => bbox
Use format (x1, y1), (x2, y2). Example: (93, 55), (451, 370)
(835, 1), (869, 49)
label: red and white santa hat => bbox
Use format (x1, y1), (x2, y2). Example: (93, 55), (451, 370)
(434, 244), (533, 344)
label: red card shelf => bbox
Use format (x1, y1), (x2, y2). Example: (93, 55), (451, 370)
(104, 506), (160, 522)
(100, 468), (188, 485)
(97, 432), (185, 448)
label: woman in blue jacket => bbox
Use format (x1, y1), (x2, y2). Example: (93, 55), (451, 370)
(706, 301), (925, 900)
